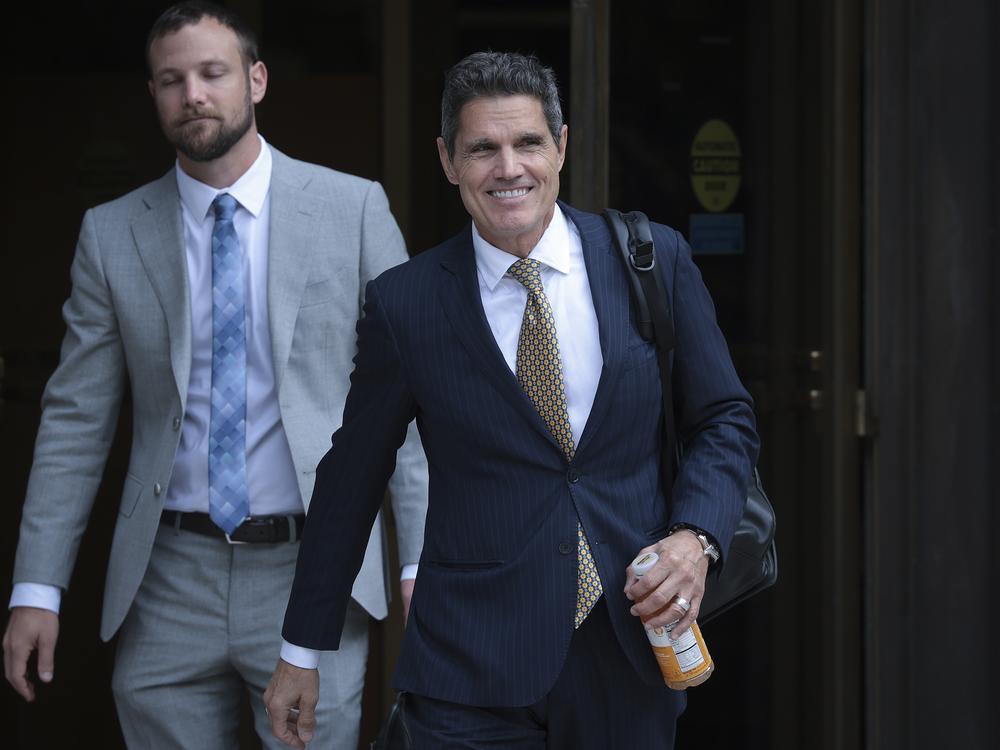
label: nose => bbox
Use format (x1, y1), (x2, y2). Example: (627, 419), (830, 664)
(181, 75), (208, 108)
(494, 146), (523, 180)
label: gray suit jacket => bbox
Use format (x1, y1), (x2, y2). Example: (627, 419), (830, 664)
(12, 147), (428, 640)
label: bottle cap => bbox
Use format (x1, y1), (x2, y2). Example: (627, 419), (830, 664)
(631, 551), (659, 576)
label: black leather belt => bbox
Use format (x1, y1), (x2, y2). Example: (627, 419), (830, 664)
(160, 510), (305, 544)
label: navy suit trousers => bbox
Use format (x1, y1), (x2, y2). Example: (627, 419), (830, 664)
(405, 599), (685, 749)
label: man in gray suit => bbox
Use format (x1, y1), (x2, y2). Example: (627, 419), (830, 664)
(1, 2), (427, 747)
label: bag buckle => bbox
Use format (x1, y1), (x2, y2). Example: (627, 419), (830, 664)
(629, 239), (656, 271)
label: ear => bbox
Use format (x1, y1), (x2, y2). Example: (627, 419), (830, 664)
(148, 79), (156, 99)
(249, 61), (268, 105)
(437, 137), (460, 185)
(555, 124), (568, 172)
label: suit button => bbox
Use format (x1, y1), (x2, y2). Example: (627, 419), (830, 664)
(172, 417), (181, 431)
(567, 469), (580, 483)
(153, 483), (162, 497)
(558, 542), (573, 555)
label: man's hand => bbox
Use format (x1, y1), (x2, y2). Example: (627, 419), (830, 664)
(3, 607), (60, 701)
(623, 532), (710, 636)
(263, 659), (319, 748)
(400, 578), (415, 624)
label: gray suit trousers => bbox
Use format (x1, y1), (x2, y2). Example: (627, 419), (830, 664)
(112, 526), (368, 749)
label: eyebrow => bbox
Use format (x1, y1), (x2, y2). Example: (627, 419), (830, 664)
(463, 132), (548, 151)
(516, 132), (546, 145)
(153, 57), (232, 77)
(465, 138), (496, 151)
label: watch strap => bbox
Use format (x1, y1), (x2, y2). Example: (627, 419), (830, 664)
(668, 523), (721, 564)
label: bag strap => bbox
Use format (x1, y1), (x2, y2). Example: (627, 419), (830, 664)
(603, 208), (677, 487)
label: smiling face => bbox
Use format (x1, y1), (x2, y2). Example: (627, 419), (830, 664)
(148, 17), (266, 165)
(437, 94), (568, 258)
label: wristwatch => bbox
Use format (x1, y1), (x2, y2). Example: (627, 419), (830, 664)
(669, 523), (721, 565)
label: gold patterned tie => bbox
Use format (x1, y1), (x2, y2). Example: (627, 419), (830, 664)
(508, 258), (603, 628)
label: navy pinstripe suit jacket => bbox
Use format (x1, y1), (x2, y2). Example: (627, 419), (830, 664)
(283, 202), (759, 707)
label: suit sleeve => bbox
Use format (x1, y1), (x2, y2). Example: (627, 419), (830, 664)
(660, 227), (760, 562)
(13, 208), (127, 590)
(357, 181), (428, 568)
(283, 279), (416, 649)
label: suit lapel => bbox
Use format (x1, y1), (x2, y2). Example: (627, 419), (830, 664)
(437, 229), (564, 452)
(267, 151), (325, 390)
(561, 204), (631, 458)
(131, 171), (192, 402)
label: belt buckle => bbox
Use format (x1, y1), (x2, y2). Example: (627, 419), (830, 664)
(224, 515), (252, 545)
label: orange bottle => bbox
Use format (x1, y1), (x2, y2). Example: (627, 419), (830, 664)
(631, 551), (714, 689)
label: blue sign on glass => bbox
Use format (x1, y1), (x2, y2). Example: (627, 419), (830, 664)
(689, 213), (744, 255)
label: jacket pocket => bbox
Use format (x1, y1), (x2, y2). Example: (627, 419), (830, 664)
(424, 559), (505, 571)
(119, 473), (144, 518)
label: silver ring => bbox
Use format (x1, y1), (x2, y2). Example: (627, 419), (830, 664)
(673, 596), (691, 612)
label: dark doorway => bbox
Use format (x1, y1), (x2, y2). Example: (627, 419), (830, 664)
(605, 2), (864, 748)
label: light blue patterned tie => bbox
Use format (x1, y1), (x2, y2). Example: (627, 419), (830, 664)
(209, 193), (249, 534)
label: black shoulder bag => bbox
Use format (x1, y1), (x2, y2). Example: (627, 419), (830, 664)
(604, 208), (778, 623)
(370, 691), (410, 750)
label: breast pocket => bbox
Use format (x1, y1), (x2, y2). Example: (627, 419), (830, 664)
(623, 340), (658, 371)
(292, 279), (336, 354)
(300, 278), (335, 308)
(292, 306), (332, 353)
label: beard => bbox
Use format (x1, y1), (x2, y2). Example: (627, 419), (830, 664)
(165, 84), (254, 163)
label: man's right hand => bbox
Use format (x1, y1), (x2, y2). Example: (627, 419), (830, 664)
(3, 607), (60, 701)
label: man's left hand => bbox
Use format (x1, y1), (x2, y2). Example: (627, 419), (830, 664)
(263, 659), (319, 748)
(623, 532), (710, 636)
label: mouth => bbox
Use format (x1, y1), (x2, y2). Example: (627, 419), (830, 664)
(179, 115), (217, 126)
(488, 187), (532, 200)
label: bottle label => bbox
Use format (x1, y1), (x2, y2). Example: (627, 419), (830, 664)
(668, 627), (706, 672)
(648, 623), (706, 673)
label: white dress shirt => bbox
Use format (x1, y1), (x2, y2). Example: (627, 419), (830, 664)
(279, 204), (603, 669)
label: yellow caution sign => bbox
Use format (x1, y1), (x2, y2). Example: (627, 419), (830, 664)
(690, 119), (741, 213)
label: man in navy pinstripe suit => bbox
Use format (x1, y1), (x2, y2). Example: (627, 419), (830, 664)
(266, 51), (759, 748)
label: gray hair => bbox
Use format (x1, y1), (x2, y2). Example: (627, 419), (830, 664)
(440, 51), (563, 159)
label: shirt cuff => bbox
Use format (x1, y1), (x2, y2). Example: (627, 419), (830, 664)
(280, 639), (321, 670)
(400, 564), (418, 581)
(9, 583), (62, 614)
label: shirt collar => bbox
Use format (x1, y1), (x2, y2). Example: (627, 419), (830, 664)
(473, 204), (572, 292)
(175, 134), (272, 222)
